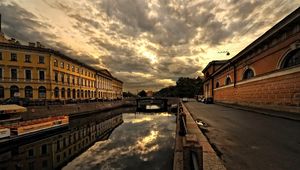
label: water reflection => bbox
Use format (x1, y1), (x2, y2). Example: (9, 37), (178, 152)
(63, 112), (176, 170)
(0, 110), (176, 170)
(0, 113), (123, 170)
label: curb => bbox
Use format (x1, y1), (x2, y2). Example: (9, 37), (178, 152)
(181, 103), (227, 170)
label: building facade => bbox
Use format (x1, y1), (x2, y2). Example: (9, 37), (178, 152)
(0, 16), (123, 102)
(202, 8), (300, 113)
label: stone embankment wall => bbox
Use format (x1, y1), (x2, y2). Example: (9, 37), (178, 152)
(174, 102), (226, 170)
(22, 100), (135, 120)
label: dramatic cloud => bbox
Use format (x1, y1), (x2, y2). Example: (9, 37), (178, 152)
(0, 0), (299, 92)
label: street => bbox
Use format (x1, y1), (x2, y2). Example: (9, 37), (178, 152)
(185, 101), (300, 170)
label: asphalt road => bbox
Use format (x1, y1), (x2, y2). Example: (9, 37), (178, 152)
(185, 101), (300, 170)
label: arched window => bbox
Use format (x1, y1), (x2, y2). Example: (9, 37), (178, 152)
(77, 90), (80, 98)
(0, 86), (4, 98)
(61, 88), (65, 98)
(243, 69), (255, 80)
(72, 89), (76, 99)
(216, 82), (219, 88)
(225, 77), (231, 85)
(85, 90), (87, 98)
(38, 86), (46, 98)
(88, 90), (91, 98)
(25, 86), (33, 98)
(54, 87), (59, 98)
(81, 90), (84, 98)
(10, 85), (19, 97)
(67, 88), (71, 98)
(281, 49), (300, 68)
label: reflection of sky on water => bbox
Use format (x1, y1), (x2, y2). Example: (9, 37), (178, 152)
(63, 112), (176, 170)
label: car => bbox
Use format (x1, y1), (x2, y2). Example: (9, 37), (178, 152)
(204, 97), (213, 104)
(2, 97), (31, 106)
(201, 98), (206, 103)
(182, 98), (188, 102)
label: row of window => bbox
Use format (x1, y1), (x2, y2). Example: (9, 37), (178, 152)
(0, 68), (45, 80)
(215, 48), (300, 88)
(0, 52), (45, 63)
(215, 68), (254, 88)
(53, 59), (94, 78)
(53, 87), (113, 98)
(0, 86), (46, 98)
(0, 85), (116, 99)
(53, 72), (112, 89)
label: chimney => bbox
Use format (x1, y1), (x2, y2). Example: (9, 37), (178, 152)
(28, 42), (35, 47)
(36, 41), (41, 47)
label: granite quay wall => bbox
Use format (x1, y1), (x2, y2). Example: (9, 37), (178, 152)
(173, 102), (226, 170)
(22, 100), (136, 120)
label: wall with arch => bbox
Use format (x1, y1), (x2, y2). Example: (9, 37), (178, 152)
(208, 26), (300, 113)
(212, 41), (300, 112)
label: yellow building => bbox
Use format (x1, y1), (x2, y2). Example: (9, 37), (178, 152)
(0, 17), (123, 102)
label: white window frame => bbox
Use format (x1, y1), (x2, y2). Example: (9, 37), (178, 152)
(24, 69), (32, 81)
(39, 70), (45, 82)
(0, 67), (3, 80)
(10, 68), (18, 81)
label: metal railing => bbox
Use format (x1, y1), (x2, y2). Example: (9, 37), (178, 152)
(177, 103), (203, 170)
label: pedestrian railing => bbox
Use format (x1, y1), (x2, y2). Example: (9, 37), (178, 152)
(175, 102), (203, 170)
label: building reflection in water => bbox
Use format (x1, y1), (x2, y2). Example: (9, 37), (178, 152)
(64, 112), (176, 170)
(0, 113), (123, 170)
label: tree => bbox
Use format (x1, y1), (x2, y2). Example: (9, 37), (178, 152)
(154, 77), (203, 97)
(123, 91), (136, 97)
(137, 90), (147, 97)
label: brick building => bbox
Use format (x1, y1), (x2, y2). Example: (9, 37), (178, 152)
(202, 7), (300, 113)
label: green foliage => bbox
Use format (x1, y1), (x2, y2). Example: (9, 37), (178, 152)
(154, 77), (203, 98)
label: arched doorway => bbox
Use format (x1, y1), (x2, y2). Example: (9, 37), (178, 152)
(10, 85), (19, 97)
(24, 86), (33, 98)
(38, 86), (46, 98)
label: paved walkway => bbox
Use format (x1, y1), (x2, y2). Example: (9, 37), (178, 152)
(185, 101), (300, 170)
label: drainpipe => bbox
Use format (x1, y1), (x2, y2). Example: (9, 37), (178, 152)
(211, 63), (215, 98)
(233, 64), (237, 87)
(0, 13), (2, 33)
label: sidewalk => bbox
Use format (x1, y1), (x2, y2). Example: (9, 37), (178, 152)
(177, 102), (226, 170)
(216, 102), (300, 121)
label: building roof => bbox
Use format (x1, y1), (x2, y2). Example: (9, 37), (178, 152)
(204, 7), (300, 77)
(202, 60), (228, 73)
(0, 38), (123, 83)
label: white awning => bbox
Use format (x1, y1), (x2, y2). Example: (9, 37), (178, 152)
(0, 104), (27, 114)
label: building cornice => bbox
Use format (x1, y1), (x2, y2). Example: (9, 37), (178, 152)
(209, 7), (300, 78)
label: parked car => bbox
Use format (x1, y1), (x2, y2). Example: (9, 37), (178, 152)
(204, 97), (213, 104)
(2, 97), (31, 106)
(201, 98), (206, 103)
(182, 98), (188, 102)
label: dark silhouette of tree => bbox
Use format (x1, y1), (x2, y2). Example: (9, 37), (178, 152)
(154, 77), (203, 97)
(123, 91), (136, 97)
(137, 90), (147, 97)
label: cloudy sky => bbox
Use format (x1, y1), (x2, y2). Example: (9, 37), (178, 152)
(0, 0), (299, 92)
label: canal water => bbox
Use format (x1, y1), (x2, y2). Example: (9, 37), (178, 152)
(64, 112), (175, 170)
(0, 107), (176, 170)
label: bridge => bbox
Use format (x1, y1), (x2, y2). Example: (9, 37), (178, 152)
(136, 97), (168, 112)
